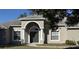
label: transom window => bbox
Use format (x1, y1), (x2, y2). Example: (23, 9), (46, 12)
(30, 26), (39, 32)
(51, 31), (59, 40)
(14, 31), (20, 40)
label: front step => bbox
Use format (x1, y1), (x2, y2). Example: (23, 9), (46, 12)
(27, 43), (37, 46)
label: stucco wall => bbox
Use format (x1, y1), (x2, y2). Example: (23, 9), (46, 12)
(0, 29), (9, 44)
(6, 29), (10, 44)
(67, 28), (79, 41)
(59, 27), (67, 43)
(48, 27), (79, 44)
(48, 27), (67, 44)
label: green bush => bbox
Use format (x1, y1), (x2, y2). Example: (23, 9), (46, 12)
(77, 41), (79, 45)
(65, 40), (76, 45)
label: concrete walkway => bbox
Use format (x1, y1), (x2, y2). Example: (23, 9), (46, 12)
(27, 44), (78, 49)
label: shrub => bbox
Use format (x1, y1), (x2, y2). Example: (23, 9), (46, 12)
(77, 41), (79, 45)
(65, 40), (76, 45)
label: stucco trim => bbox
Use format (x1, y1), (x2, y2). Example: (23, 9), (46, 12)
(10, 25), (21, 27)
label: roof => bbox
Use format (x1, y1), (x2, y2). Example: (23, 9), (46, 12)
(2, 20), (21, 28)
(18, 15), (46, 21)
(0, 24), (7, 29)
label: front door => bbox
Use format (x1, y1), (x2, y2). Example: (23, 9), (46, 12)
(30, 31), (38, 43)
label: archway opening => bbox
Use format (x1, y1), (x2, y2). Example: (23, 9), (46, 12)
(30, 26), (39, 43)
(25, 22), (40, 43)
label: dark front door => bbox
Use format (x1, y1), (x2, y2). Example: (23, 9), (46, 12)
(30, 31), (38, 43)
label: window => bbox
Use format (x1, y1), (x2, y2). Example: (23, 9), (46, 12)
(52, 31), (59, 40)
(14, 31), (20, 40)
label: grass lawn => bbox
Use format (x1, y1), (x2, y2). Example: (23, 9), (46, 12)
(0, 44), (77, 49)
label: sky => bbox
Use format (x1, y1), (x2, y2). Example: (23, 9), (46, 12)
(0, 9), (32, 24)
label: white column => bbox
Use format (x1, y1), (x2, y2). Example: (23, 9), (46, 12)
(39, 28), (44, 44)
(39, 30), (41, 43)
(21, 28), (25, 44)
(28, 34), (30, 43)
(41, 29), (43, 40)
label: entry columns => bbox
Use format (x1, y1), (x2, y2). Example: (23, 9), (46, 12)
(41, 29), (43, 40)
(39, 28), (44, 44)
(21, 28), (25, 44)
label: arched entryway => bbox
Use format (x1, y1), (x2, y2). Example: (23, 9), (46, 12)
(25, 22), (40, 43)
(30, 26), (39, 43)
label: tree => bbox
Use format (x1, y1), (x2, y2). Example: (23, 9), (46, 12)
(65, 9), (79, 26)
(32, 9), (79, 29)
(18, 12), (27, 18)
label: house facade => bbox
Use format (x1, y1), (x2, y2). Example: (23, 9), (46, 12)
(0, 15), (79, 45)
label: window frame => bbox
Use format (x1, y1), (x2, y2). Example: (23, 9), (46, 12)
(13, 31), (21, 41)
(51, 30), (60, 41)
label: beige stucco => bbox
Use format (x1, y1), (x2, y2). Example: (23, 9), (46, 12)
(67, 28), (79, 41)
(48, 26), (79, 44)
(48, 26), (67, 44)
